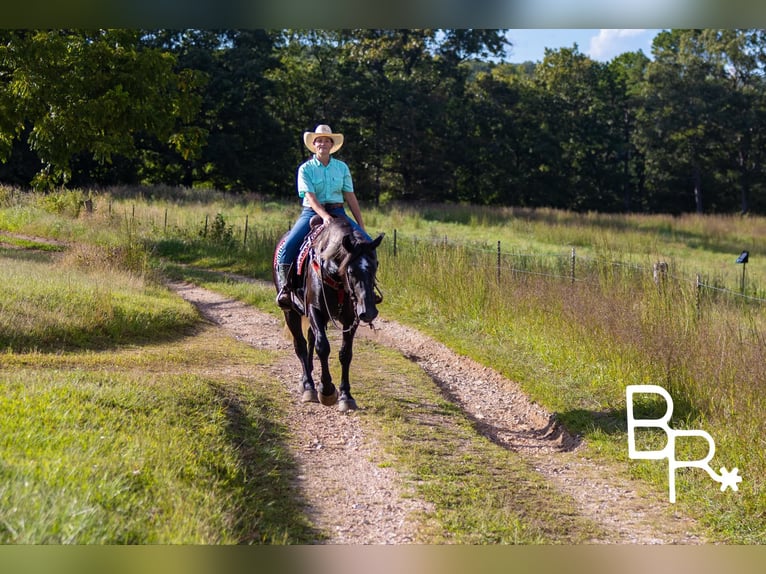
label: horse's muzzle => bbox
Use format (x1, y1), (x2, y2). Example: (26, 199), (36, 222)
(358, 305), (378, 324)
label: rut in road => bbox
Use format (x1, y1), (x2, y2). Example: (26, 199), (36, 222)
(169, 279), (704, 544)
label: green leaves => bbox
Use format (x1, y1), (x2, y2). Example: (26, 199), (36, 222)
(0, 30), (205, 188)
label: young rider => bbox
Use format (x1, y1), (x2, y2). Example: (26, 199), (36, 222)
(275, 124), (371, 309)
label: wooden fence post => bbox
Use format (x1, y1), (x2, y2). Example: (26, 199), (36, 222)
(571, 247), (576, 283)
(393, 229), (397, 257)
(497, 240), (501, 282)
(244, 215), (249, 246)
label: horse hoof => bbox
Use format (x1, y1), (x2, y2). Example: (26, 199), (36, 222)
(319, 388), (339, 407)
(302, 389), (319, 403)
(338, 398), (357, 412)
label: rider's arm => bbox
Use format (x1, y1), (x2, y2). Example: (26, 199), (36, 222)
(304, 192), (334, 224)
(344, 191), (366, 232)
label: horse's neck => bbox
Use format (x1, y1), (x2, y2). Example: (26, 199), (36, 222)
(316, 225), (350, 261)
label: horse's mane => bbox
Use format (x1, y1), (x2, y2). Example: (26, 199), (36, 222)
(314, 218), (367, 264)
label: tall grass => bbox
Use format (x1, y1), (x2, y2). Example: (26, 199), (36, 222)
(0, 186), (318, 542)
(0, 248), (197, 351)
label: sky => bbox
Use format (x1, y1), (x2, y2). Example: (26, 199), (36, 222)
(504, 29), (662, 63)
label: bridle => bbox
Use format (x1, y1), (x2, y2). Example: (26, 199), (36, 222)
(310, 247), (380, 333)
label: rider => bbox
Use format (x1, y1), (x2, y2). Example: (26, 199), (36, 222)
(275, 124), (372, 309)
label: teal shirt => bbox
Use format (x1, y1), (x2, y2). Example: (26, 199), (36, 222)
(297, 156), (354, 207)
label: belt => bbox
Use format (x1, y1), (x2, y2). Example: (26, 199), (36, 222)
(323, 203), (344, 210)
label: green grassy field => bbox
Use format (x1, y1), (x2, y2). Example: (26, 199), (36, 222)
(2, 186), (765, 543)
(0, 247), (317, 543)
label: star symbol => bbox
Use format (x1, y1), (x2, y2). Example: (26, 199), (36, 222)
(717, 467), (742, 492)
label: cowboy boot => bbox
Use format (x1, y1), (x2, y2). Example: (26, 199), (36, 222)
(275, 264), (293, 309)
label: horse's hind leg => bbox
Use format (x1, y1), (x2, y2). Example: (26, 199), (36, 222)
(285, 310), (318, 403)
(337, 326), (358, 412)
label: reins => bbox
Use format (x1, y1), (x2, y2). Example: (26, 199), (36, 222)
(317, 259), (359, 333)
(304, 221), (380, 333)
(310, 245), (376, 333)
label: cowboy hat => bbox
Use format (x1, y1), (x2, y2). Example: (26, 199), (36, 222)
(303, 124), (344, 154)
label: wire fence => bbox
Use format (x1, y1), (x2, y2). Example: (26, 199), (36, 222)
(386, 228), (766, 308)
(117, 203), (766, 309)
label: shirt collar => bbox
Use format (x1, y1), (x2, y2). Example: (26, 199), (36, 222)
(310, 155), (333, 167)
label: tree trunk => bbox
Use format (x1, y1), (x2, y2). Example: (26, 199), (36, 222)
(693, 163), (703, 214)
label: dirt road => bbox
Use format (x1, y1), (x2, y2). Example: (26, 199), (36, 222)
(170, 280), (703, 544)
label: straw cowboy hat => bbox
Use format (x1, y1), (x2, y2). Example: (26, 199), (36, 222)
(303, 124), (344, 154)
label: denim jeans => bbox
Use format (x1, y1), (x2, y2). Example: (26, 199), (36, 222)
(275, 206), (371, 266)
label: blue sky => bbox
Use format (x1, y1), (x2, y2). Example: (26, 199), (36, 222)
(504, 29), (662, 63)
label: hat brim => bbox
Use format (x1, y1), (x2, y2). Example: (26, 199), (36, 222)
(304, 132), (344, 154)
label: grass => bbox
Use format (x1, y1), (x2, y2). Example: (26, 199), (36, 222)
(0, 234), (317, 544)
(2, 186), (766, 543)
(0, 326), (317, 544)
(375, 234), (766, 543)
(0, 247), (198, 351)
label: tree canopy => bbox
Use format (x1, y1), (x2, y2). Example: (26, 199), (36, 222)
(2, 28), (766, 214)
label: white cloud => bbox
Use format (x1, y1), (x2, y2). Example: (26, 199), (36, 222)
(587, 29), (650, 61)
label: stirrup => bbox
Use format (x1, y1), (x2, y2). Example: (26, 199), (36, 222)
(276, 288), (293, 310)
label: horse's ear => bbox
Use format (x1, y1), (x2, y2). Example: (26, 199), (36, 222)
(369, 233), (385, 250)
(342, 234), (356, 254)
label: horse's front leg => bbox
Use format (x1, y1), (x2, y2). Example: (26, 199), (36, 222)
(309, 308), (339, 407)
(284, 310), (318, 403)
(337, 324), (358, 412)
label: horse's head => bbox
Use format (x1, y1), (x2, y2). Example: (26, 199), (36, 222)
(315, 219), (384, 325)
(340, 230), (384, 324)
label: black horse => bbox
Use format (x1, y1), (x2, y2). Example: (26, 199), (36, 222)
(273, 217), (384, 412)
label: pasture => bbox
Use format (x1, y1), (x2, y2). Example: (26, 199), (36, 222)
(1, 186), (765, 544)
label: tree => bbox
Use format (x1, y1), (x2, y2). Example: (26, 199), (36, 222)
(700, 29), (766, 213)
(634, 30), (733, 214)
(141, 29), (289, 192)
(532, 46), (624, 211)
(0, 29), (205, 189)
(608, 51), (650, 211)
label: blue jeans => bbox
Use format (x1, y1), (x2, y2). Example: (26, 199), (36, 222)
(276, 206), (371, 266)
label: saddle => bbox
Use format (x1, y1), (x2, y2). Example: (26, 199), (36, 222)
(296, 215), (326, 277)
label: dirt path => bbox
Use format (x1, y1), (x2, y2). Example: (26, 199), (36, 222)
(169, 282), (428, 543)
(169, 279), (704, 545)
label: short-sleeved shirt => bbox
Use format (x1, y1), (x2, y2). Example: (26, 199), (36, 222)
(297, 156), (354, 207)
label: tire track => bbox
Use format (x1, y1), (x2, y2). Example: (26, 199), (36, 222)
(168, 281), (429, 544)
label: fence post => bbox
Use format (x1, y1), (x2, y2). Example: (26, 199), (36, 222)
(164, 208), (168, 234)
(204, 214), (209, 238)
(497, 240), (501, 282)
(696, 273), (702, 314)
(570, 247), (576, 283)
(244, 215), (249, 246)
(393, 229), (397, 257)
